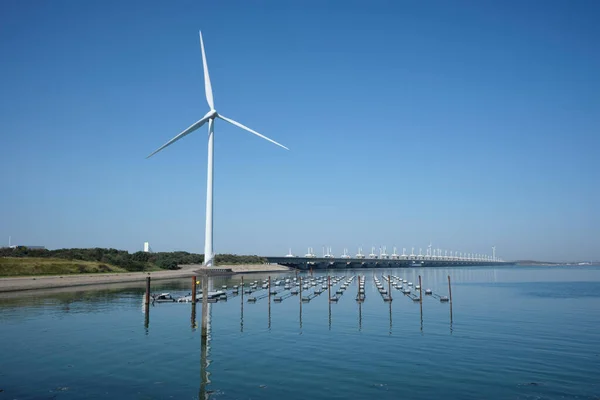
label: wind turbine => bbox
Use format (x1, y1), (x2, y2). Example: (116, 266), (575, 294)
(146, 32), (288, 267)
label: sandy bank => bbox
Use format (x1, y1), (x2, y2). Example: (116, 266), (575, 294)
(0, 264), (290, 293)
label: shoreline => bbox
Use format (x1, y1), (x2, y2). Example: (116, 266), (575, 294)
(0, 264), (290, 293)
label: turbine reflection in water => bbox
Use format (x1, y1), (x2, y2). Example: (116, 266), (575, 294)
(199, 334), (210, 400)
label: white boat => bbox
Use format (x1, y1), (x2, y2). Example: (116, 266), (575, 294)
(176, 290), (226, 303)
(152, 293), (175, 303)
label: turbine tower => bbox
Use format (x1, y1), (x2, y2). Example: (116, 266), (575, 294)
(147, 32), (288, 267)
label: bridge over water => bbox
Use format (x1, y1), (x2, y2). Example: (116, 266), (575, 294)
(265, 256), (514, 270)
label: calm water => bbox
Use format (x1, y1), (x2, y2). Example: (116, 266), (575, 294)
(1, 266), (599, 399)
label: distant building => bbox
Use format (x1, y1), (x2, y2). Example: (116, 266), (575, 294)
(143, 242), (151, 253)
(4, 237), (45, 250)
(5, 245), (46, 250)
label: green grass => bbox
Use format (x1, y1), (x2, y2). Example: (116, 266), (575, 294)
(0, 257), (128, 277)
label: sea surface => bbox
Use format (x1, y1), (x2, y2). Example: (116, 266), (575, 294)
(1, 265), (599, 399)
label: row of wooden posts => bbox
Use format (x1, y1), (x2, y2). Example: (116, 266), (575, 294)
(144, 273), (454, 332)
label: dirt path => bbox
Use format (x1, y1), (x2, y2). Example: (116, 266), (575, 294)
(0, 264), (290, 293)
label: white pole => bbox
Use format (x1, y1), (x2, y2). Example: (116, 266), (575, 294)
(204, 118), (215, 267)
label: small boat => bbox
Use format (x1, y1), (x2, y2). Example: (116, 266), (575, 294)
(152, 293), (176, 303)
(176, 289), (226, 303)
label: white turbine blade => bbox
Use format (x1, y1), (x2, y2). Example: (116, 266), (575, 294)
(199, 31), (214, 110)
(217, 114), (288, 150)
(146, 113), (211, 158)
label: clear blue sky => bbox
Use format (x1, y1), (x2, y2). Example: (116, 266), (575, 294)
(1, 0), (598, 262)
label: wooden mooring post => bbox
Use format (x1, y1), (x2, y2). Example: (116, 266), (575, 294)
(328, 275), (331, 299)
(201, 274), (209, 338)
(144, 276), (151, 329)
(192, 276), (197, 303)
(241, 276), (244, 301)
(240, 276), (244, 332)
(388, 275), (392, 301)
(145, 276), (151, 306)
(448, 275), (453, 323)
(419, 275), (422, 302)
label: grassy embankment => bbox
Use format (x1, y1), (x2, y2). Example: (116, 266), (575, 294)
(0, 257), (129, 277)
